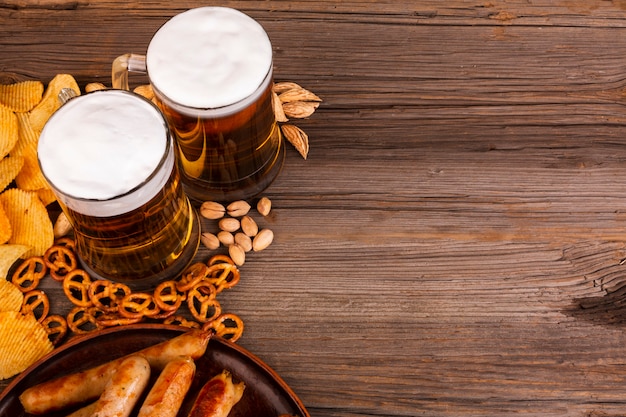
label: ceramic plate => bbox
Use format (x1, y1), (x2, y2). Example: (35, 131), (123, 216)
(0, 324), (309, 417)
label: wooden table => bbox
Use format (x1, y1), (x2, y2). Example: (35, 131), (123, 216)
(4, 1), (626, 416)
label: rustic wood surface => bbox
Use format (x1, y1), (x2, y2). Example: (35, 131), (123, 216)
(4, 1), (626, 416)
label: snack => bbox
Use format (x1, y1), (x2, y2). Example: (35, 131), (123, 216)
(187, 370), (245, 417)
(0, 80), (44, 112)
(0, 310), (53, 380)
(0, 188), (53, 257)
(0, 278), (24, 312)
(0, 104), (18, 158)
(0, 155), (23, 192)
(0, 244), (30, 279)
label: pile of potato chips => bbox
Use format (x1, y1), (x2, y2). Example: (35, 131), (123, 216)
(0, 74), (80, 379)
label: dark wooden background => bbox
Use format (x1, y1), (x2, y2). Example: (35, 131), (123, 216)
(5, 1), (626, 416)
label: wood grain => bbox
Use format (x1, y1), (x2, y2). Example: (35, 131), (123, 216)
(4, 1), (626, 416)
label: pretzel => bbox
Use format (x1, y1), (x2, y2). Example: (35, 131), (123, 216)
(95, 311), (143, 328)
(62, 269), (93, 307)
(21, 290), (50, 323)
(176, 262), (209, 292)
(11, 256), (47, 293)
(54, 236), (76, 251)
(44, 244), (78, 282)
(66, 306), (103, 334)
(187, 281), (221, 323)
(205, 263), (240, 293)
(42, 315), (68, 346)
(203, 313), (244, 342)
(207, 254), (236, 266)
(153, 280), (184, 312)
(163, 315), (201, 329)
(89, 280), (131, 313)
(118, 292), (160, 319)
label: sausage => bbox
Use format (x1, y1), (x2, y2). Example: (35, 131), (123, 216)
(187, 370), (245, 417)
(19, 329), (211, 415)
(65, 402), (96, 417)
(137, 356), (196, 417)
(91, 355), (151, 417)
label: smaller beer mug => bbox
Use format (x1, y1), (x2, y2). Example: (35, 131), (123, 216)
(38, 89), (200, 290)
(113, 6), (284, 202)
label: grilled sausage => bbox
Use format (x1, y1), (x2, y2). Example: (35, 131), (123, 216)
(19, 329), (211, 415)
(91, 355), (150, 417)
(187, 370), (245, 417)
(137, 356), (196, 417)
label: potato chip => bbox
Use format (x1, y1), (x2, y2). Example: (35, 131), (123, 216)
(36, 187), (57, 206)
(0, 155), (24, 192)
(0, 244), (29, 278)
(0, 202), (11, 244)
(0, 80), (44, 113)
(0, 279), (24, 312)
(29, 74), (80, 134)
(13, 113), (49, 191)
(0, 188), (53, 257)
(0, 311), (53, 379)
(0, 104), (18, 159)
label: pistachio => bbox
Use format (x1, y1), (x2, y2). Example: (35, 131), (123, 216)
(278, 87), (322, 104)
(256, 196), (272, 217)
(234, 232), (253, 252)
(200, 201), (225, 220)
(229, 244), (246, 266)
(217, 230), (235, 247)
(272, 91), (288, 123)
(53, 212), (72, 238)
(200, 232), (220, 250)
(252, 228), (274, 252)
(283, 101), (319, 119)
(218, 217), (240, 233)
(240, 215), (258, 237)
(273, 81), (302, 94)
(227, 200), (251, 217)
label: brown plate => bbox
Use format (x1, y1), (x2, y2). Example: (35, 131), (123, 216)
(0, 324), (309, 417)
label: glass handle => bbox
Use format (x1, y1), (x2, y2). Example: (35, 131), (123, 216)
(112, 53), (147, 90)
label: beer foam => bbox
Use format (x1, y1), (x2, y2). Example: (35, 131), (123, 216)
(146, 7), (273, 110)
(38, 90), (170, 216)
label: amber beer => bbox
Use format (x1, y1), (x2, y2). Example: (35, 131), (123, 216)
(38, 90), (200, 289)
(144, 7), (284, 202)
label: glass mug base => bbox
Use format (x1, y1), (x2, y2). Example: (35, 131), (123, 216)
(77, 207), (201, 291)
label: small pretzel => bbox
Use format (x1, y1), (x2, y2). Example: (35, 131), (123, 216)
(11, 256), (47, 293)
(66, 306), (102, 334)
(44, 245), (78, 282)
(187, 281), (221, 323)
(203, 313), (244, 342)
(176, 262), (209, 292)
(89, 280), (131, 313)
(118, 292), (160, 319)
(153, 280), (184, 312)
(54, 237), (76, 251)
(62, 269), (93, 307)
(21, 290), (50, 323)
(42, 315), (68, 346)
(207, 254), (236, 266)
(205, 263), (240, 293)
(163, 315), (201, 329)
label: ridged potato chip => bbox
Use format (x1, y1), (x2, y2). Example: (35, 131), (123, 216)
(0, 105), (18, 158)
(0, 203), (10, 244)
(0, 279), (24, 312)
(0, 311), (53, 379)
(0, 244), (29, 278)
(28, 74), (79, 134)
(0, 155), (24, 192)
(13, 113), (48, 191)
(0, 80), (44, 113)
(0, 189), (53, 257)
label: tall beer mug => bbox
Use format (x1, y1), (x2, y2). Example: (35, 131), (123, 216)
(112, 7), (284, 203)
(38, 89), (200, 290)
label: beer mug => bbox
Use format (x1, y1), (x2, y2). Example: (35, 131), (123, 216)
(112, 7), (284, 202)
(38, 89), (200, 290)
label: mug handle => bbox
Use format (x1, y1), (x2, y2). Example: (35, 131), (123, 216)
(112, 54), (147, 90)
